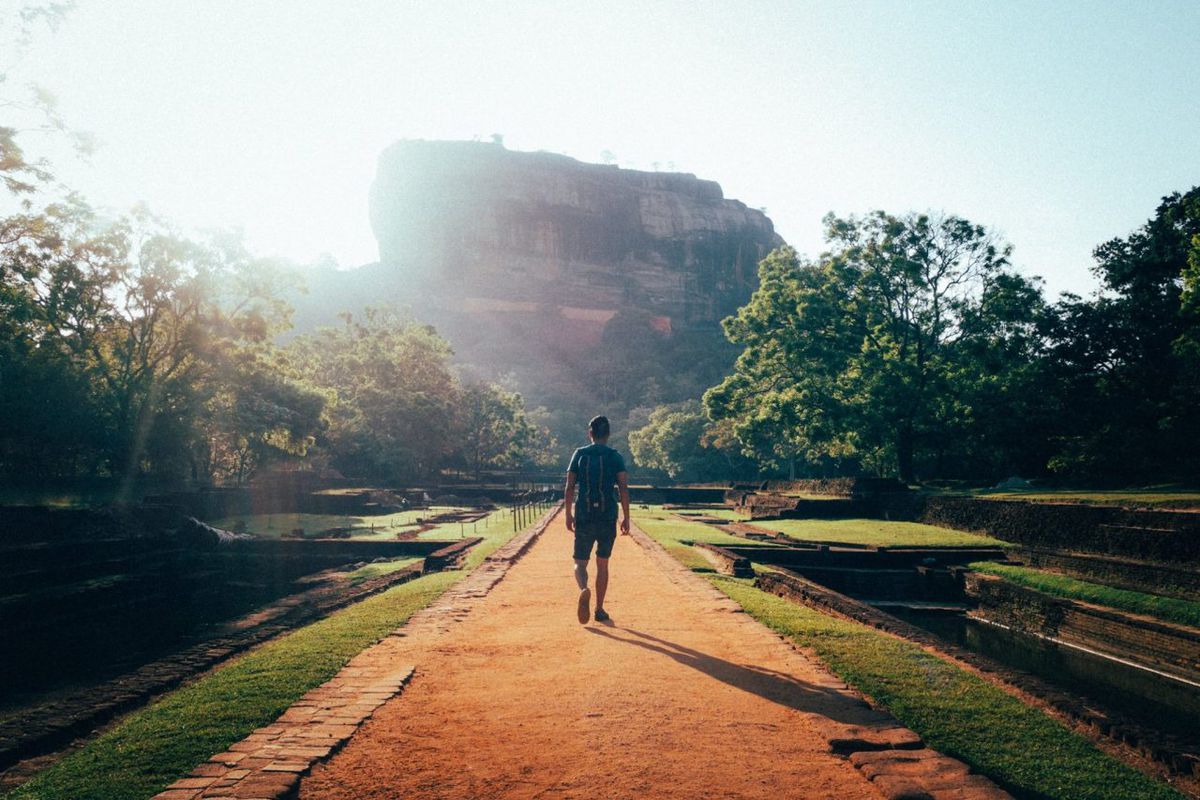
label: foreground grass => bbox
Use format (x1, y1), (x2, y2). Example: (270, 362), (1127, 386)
(971, 562), (1200, 628)
(7, 507), (553, 800)
(762, 517), (1006, 548)
(712, 576), (1181, 800)
(631, 509), (1180, 800)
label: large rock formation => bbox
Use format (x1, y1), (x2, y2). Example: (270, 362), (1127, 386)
(291, 140), (784, 450)
(369, 140), (783, 348)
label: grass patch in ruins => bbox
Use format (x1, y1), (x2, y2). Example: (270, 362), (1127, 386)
(635, 507), (782, 553)
(669, 506), (748, 521)
(967, 488), (1200, 510)
(416, 507), (511, 542)
(343, 556), (421, 584)
(634, 508), (765, 572)
(209, 507), (468, 539)
(708, 575), (1182, 800)
(5, 508), (555, 800)
(762, 517), (1006, 548)
(971, 561), (1200, 628)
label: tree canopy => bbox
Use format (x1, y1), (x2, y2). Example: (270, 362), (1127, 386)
(704, 213), (1046, 482)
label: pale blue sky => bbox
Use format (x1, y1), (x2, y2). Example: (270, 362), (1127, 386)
(10, 0), (1200, 297)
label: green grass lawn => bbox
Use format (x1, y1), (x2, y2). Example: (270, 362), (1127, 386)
(971, 562), (1200, 628)
(629, 509), (1180, 800)
(416, 507), (510, 541)
(760, 518), (1006, 548)
(458, 506), (554, 570)
(968, 488), (1200, 509)
(343, 556), (421, 584)
(669, 506), (748, 521)
(4, 505), (557, 800)
(635, 507), (784, 570)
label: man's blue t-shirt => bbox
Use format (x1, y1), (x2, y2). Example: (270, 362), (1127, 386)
(568, 443), (626, 522)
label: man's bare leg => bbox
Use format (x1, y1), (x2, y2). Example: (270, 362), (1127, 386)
(574, 558), (591, 624)
(595, 557), (609, 613)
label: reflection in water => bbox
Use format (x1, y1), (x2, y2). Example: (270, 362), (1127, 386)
(891, 609), (1200, 744)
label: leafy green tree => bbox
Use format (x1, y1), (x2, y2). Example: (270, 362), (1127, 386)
(290, 309), (460, 481)
(1046, 187), (1200, 481)
(0, 195), (323, 484)
(522, 406), (564, 470)
(708, 212), (1037, 483)
(457, 382), (533, 478)
(629, 400), (753, 481)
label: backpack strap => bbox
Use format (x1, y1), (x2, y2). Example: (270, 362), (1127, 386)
(583, 453), (591, 510)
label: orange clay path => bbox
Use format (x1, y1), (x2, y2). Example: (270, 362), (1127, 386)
(300, 513), (886, 800)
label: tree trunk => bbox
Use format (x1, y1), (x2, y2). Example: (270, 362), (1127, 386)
(897, 424), (915, 485)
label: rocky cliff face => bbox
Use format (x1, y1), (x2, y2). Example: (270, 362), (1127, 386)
(290, 140), (786, 450)
(369, 140), (783, 340)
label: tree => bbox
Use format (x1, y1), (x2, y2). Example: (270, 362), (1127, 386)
(0, 195), (324, 484)
(1, 2), (91, 198)
(1045, 187), (1200, 481)
(629, 400), (752, 481)
(458, 383), (533, 478)
(708, 212), (1038, 483)
(290, 309), (460, 481)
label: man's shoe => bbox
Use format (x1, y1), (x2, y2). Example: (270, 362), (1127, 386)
(594, 608), (611, 623)
(577, 588), (591, 624)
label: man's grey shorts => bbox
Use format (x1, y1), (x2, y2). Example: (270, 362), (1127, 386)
(573, 517), (617, 560)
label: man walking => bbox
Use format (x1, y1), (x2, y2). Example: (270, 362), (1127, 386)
(564, 415), (631, 624)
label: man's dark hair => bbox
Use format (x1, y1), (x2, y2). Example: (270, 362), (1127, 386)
(589, 415), (610, 439)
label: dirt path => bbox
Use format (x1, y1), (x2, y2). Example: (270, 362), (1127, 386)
(300, 514), (889, 800)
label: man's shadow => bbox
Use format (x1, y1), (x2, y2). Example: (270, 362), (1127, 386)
(586, 626), (871, 723)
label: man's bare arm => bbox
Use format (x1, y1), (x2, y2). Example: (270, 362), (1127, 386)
(617, 471), (631, 535)
(564, 471), (577, 531)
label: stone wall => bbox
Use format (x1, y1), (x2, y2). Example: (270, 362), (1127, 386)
(913, 497), (1200, 564)
(0, 505), (479, 701)
(965, 573), (1200, 683)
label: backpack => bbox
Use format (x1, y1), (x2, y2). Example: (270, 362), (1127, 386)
(575, 448), (615, 523)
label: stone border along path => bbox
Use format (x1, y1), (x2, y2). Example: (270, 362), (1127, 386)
(0, 537), (478, 789)
(150, 508), (559, 800)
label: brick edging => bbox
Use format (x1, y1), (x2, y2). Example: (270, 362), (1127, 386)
(151, 505), (562, 800)
(628, 523), (1011, 800)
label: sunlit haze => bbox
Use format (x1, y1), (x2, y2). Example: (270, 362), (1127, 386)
(13, 0), (1200, 297)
